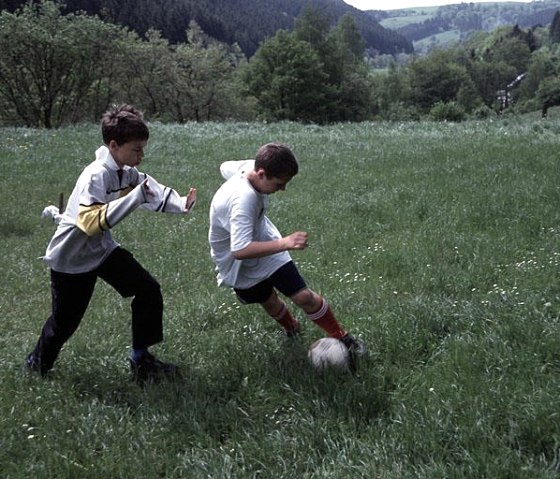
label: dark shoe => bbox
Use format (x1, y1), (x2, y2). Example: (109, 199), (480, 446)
(340, 334), (366, 356)
(129, 352), (179, 383)
(285, 321), (301, 338)
(340, 334), (367, 373)
(24, 354), (50, 377)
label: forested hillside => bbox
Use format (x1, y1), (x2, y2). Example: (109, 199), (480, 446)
(374, 0), (560, 52)
(0, 0), (412, 56)
(2, 0), (560, 127)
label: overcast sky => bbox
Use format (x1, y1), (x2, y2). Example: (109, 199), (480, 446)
(343, 0), (532, 11)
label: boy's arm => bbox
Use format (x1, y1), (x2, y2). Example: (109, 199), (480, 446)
(138, 173), (196, 214)
(76, 179), (150, 236)
(232, 231), (309, 260)
(220, 159), (255, 180)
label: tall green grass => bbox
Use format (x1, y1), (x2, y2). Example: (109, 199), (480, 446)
(1, 116), (559, 477)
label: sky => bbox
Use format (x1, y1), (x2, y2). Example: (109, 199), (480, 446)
(343, 0), (532, 11)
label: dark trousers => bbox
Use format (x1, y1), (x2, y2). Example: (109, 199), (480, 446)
(30, 247), (163, 370)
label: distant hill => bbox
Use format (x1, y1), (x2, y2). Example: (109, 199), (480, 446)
(0, 0), (413, 57)
(372, 0), (560, 53)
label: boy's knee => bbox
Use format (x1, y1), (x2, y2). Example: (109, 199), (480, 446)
(130, 276), (161, 302)
(291, 288), (321, 310)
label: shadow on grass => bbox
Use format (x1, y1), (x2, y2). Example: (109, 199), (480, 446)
(47, 337), (392, 445)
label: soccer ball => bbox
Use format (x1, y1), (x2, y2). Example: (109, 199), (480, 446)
(308, 337), (351, 373)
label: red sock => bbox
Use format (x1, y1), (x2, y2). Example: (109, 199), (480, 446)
(306, 299), (346, 339)
(273, 303), (300, 334)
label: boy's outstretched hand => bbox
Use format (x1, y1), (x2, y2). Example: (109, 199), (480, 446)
(185, 187), (197, 213)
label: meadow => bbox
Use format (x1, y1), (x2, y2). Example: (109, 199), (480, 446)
(1, 116), (559, 478)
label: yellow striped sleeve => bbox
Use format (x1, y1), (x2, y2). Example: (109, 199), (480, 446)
(76, 204), (109, 236)
(119, 186), (134, 198)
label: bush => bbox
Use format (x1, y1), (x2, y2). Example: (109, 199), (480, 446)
(383, 101), (421, 121)
(472, 105), (497, 119)
(428, 101), (466, 122)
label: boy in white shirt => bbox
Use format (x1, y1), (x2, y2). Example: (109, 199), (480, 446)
(209, 143), (365, 361)
(26, 104), (196, 382)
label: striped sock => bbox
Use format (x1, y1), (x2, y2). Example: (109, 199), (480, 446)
(306, 299), (346, 339)
(273, 303), (300, 334)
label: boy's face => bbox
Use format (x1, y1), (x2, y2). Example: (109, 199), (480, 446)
(109, 139), (147, 169)
(251, 168), (292, 194)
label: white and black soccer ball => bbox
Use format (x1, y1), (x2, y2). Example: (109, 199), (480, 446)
(308, 337), (352, 373)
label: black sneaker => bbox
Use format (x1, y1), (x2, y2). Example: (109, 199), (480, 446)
(24, 354), (50, 377)
(129, 352), (179, 383)
(340, 334), (367, 373)
(340, 334), (367, 356)
(285, 321), (301, 338)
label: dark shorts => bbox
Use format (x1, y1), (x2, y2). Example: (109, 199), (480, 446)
(234, 261), (307, 304)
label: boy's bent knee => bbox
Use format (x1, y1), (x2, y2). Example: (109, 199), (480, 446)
(290, 288), (321, 310)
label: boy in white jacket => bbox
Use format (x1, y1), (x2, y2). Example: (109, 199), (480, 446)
(26, 105), (196, 382)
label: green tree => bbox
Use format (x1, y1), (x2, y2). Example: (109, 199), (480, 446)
(517, 48), (558, 106)
(244, 29), (330, 123)
(483, 35), (531, 74)
(326, 14), (372, 121)
(293, 7), (373, 122)
(0, 0), (122, 127)
(537, 75), (560, 116)
(371, 62), (415, 120)
(330, 13), (366, 61)
(408, 49), (471, 113)
(469, 60), (517, 108)
(168, 21), (240, 122)
(549, 10), (560, 44)
(112, 29), (175, 119)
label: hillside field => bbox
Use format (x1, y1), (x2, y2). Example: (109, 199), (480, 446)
(1, 116), (560, 477)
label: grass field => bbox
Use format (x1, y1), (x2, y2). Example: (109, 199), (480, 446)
(1, 116), (560, 477)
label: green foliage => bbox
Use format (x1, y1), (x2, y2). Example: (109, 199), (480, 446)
(472, 104), (496, 119)
(1, 1), (560, 125)
(0, 0), (412, 57)
(549, 10), (560, 43)
(0, 2), (245, 126)
(245, 8), (374, 124)
(0, 1), (122, 127)
(2, 118), (560, 476)
(518, 47), (559, 103)
(243, 30), (330, 123)
(428, 101), (466, 121)
(380, 0), (560, 52)
(408, 50), (471, 113)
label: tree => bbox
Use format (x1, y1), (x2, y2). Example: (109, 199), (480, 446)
(469, 60), (517, 108)
(537, 76), (560, 117)
(0, 0), (123, 127)
(112, 29), (175, 120)
(244, 29), (330, 123)
(326, 14), (372, 121)
(517, 48), (558, 106)
(168, 21), (239, 122)
(549, 10), (560, 44)
(408, 49), (471, 113)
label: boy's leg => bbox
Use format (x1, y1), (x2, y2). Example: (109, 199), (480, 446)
(261, 290), (300, 336)
(291, 288), (366, 356)
(28, 269), (97, 374)
(98, 247), (177, 382)
(290, 289), (347, 339)
(235, 281), (300, 335)
(264, 262), (347, 338)
(97, 247), (163, 349)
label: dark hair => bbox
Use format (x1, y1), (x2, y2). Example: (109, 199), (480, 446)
(254, 143), (298, 179)
(101, 104), (149, 145)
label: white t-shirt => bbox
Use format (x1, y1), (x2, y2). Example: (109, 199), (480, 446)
(43, 145), (187, 273)
(209, 160), (291, 289)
